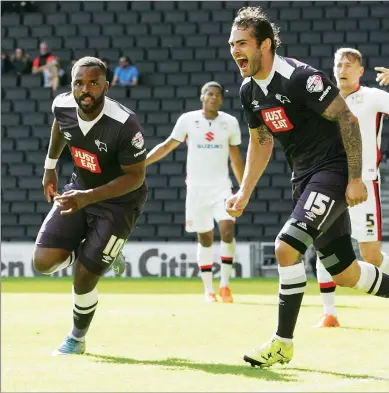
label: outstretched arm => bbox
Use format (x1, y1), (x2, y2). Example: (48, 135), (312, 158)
(375, 67), (389, 86)
(145, 137), (181, 166)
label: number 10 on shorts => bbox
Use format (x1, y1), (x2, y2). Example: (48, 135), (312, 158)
(102, 235), (125, 263)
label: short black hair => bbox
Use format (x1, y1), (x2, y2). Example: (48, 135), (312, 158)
(201, 81), (224, 97)
(71, 56), (107, 79)
(232, 6), (281, 55)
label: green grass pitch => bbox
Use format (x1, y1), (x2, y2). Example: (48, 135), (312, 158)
(2, 277), (389, 392)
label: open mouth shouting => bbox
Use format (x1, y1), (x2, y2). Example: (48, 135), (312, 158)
(236, 58), (249, 71)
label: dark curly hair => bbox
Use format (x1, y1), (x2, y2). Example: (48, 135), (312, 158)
(232, 6), (281, 55)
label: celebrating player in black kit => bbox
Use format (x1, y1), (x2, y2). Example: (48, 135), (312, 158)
(226, 7), (389, 368)
(33, 57), (147, 355)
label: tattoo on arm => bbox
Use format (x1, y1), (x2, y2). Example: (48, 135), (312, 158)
(322, 94), (362, 179)
(254, 125), (274, 145)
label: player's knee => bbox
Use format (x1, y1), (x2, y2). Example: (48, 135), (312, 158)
(359, 244), (382, 266)
(220, 230), (234, 243)
(32, 247), (69, 274)
(197, 231), (213, 247)
(275, 238), (301, 267)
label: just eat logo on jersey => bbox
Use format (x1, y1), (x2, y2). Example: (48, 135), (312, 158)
(71, 147), (101, 174)
(261, 107), (294, 133)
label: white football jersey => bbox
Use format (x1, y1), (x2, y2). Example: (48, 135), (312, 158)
(345, 86), (389, 180)
(171, 110), (242, 188)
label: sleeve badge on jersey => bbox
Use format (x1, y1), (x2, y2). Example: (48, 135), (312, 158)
(306, 74), (323, 93)
(131, 131), (145, 149)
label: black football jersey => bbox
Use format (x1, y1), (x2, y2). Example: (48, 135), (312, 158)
(240, 55), (348, 183)
(52, 92), (147, 203)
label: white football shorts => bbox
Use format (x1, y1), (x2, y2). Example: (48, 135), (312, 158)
(185, 186), (235, 233)
(349, 179), (382, 242)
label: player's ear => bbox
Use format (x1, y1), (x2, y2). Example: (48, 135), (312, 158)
(261, 38), (272, 54)
(104, 81), (109, 93)
(359, 66), (364, 78)
(200, 94), (204, 103)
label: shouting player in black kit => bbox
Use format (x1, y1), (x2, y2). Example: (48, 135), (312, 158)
(227, 7), (389, 368)
(33, 57), (147, 355)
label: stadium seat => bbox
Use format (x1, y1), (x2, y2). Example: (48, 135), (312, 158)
(70, 12), (91, 25)
(131, 225), (156, 238)
(157, 225), (182, 237)
(83, 1), (105, 12)
(40, 36), (63, 50)
(199, 23), (221, 35)
(11, 201), (35, 213)
(142, 201), (163, 213)
(2, 114), (21, 126)
(1, 13), (21, 26)
(2, 226), (26, 238)
(174, 23), (197, 35)
(135, 61), (155, 74)
(35, 202), (51, 214)
(103, 24), (125, 37)
(97, 49), (121, 60)
(18, 176), (43, 189)
(185, 36), (207, 48)
(164, 11), (186, 23)
(20, 75), (42, 88)
(106, 2), (128, 12)
(19, 214), (44, 226)
(25, 151), (46, 165)
(46, 12), (68, 25)
(29, 88), (52, 101)
(30, 25), (54, 37)
(88, 36), (111, 50)
(148, 213), (173, 225)
(2, 151), (23, 165)
(22, 113), (46, 126)
(212, 10), (233, 22)
(59, 2), (83, 12)
(93, 12), (115, 24)
(151, 24), (174, 36)
(55, 24), (77, 37)
(64, 36), (86, 50)
(8, 26), (29, 38)
(1, 100), (12, 113)
(238, 225), (264, 238)
(2, 214), (18, 225)
(2, 189), (27, 202)
(116, 12), (139, 25)
(23, 13), (44, 26)
(16, 138), (40, 151)
(13, 100), (36, 113)
(138, 98), (161, 111)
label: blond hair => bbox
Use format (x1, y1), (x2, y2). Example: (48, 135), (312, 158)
(334, 48), (363, 65)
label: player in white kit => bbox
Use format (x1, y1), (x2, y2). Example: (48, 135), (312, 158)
(316, 48), (389, 327)
(146, 82), (245, 302)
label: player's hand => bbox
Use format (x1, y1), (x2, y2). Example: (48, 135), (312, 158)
(53, 190), (92, 215)
(42, 169), (58, 202)
(375, 67), (389, 86)
(345, 179), (368, 207)
(226, 190), (251, 218)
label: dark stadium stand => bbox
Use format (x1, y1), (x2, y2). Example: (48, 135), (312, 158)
(1, 1), (389, 242)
